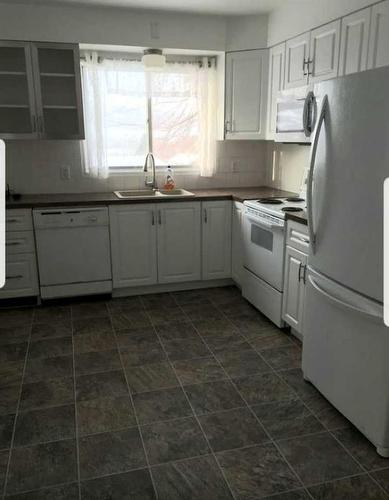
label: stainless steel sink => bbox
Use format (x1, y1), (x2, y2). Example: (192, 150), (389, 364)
(114, 189), (195, 199)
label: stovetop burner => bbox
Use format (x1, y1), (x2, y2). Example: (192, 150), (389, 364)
(258, 198), (283, 205)
(282, 207), (304, 212)
(285, 197), (305, 202)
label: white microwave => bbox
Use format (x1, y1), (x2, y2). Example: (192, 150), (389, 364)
(275, 85), (316, 143)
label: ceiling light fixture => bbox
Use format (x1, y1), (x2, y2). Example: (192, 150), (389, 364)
(142, 48), (166, 69)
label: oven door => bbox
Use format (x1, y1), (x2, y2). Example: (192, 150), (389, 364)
(275, 86), (316, 143)
(243, 213), (285, 291)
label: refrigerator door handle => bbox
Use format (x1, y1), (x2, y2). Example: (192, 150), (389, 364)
(308, 273), (383, 322)
(307, 94), (328, 254)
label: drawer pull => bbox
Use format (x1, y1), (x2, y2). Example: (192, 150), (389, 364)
(6, 219), (19, 223)
(6, 275), (23, 280)
(6, 241), (22, 246)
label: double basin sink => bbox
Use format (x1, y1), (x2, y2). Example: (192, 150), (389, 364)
(114, 188), (195, 200)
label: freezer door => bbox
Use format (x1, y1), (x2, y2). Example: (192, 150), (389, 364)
(302, 267), (389, 452)
(308, 66), (389, 302)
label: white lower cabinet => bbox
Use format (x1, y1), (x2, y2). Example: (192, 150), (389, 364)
(282, 220), (309, 337)
(232, 201), (244, 286)
(157, 202), (201, 284)
(202, 200), (232, 280)
(109, 204), (158, 288)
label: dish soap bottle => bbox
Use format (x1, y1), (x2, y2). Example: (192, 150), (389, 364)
(163, 165), (175, 191)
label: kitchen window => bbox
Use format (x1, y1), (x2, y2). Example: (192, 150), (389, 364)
(80, 52), (218, 178)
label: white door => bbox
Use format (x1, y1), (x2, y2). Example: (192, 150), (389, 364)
(309, 20), (341, 83)
(232, 202), (244, 286)
(202, 201), (232, 280)
(284, 33), (310, 89)
(157, 202), (201, 284)
(368, 0), (389, 69)
(109, 204), (157, 288)
(339, 8), (371, 76)
(267, 42), (285, 139)
(225, 50), (268, 140)
(282, 246), (307, 334)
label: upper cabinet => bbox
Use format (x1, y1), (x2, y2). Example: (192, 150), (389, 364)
(267, 42), (285, 139)
(284, 33), (310, 89)
(339, 8), (371, 76)
(309, 20), (341, 83)
(225, 49), (268, 140)
(0, 41), (84, 140)
(368, 0), (389, 69)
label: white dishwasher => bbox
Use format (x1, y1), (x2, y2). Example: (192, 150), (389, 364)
(33, 207), (112, 299)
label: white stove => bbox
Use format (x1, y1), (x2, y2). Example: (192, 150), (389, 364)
(242, 195), (306, 327)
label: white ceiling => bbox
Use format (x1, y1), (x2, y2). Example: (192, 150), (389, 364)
(2, 0), (291, 15)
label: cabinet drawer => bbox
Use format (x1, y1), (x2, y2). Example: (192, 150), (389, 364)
(0, 254), (38, 299)
(6, 209), (33, 232)
(286, 220), (309, 253)
(6, 231), (35, 255)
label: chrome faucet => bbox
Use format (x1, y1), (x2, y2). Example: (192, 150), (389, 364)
(143, 152), (158, 191)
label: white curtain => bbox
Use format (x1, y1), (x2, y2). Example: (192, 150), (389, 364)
(197, 57), (218, 177)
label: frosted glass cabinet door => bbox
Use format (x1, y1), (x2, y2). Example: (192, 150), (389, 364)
(368, 0), (389, 69)
(267, 42), (285, 139)
(339, 8), (371, 76)
(309, 20), (341, 83)
(225, 49), (268, 139)
(284, 33), (310, 89)
(0, 41), (37, 139)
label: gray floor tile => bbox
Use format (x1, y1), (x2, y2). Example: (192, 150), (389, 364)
(81, 469), (156, 500)
(75, 349), (121, 376)
(72, 317), (112, 336)
(277, 432), (362, 486)
(111, 311), (152, 330)
(0, 449), (8, 493)
(172, 289), (210, 305)
(77, 396), (136, 436)
(199, 407), (268, 452)
(233, 372), (296, 405)
(261, 344), (302, 371)
(192, 318), (238, 337)
(222, 301), (260, 319)
(30, 321), (71, 341)
(152, 455), (233, 500)
(28, 337), (72, 360)
(155, 320), (198, 340)
(173, 357), (226, 385)
(302, 391), (351, 431)
(7, 439), (77, 495)
(184, 379), (244, 415)
(0, 309), (33, 327)
(205, 286), (242, 306)
(126, 362), (179, 394)
(181, 303), (222, 322)
(120, 339), (167, 367)
(133, 387), (192, 425)
(0, 413), (14, 450)
(79, 427), (146, 479)
(332, 427), (389, 471)
(371, 468), (389, 493)
(141, 416), (209, 465)
(0, 362), (24, 387)
(24, 355), (73, 383)
(0, 343), (28, 363)
(20, 378), (74, 412)
(216, 348), (270, 377)
(0, 385), (20, 416)
(116, 326), (157, 347)
(231, 313), (272, 337)
(217, 443), (301, 499)
(248, 328), (294, 351)
(141, 293), (175, 309)
(0, 326), (30, 346)
(163, 337), (210, 361)
(71, 302), (108, 319)
(204, 331), (251, 355)
(14, 405), (75, 447)
(278, 368), (318, 400)
(5, 483), (79, 499)
(307, 474), (389, 499)
(107, 296), (143, 313)
(147, 307), (186, 326)
(260, 490), (311, 500)
(76, 370), (128, 402)
(73, 331), (117, 354)
(252, 398), (325, 440)
(34, 306), (70, 324)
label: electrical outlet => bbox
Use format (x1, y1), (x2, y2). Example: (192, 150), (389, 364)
(60, 165), (71, 181)
(231, 159), (249, 173)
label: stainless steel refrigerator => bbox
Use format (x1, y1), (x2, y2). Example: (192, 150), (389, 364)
(302, 66), (389, 456)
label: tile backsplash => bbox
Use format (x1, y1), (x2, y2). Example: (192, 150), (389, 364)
(5, 139), (309, 195)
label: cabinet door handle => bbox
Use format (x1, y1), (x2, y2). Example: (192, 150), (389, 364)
(151, 211), (155, 226)
(225, 121), (230, 135)
(32, 115), (37, 133)
(6, 241), (22, 246)
(298, 262), (303, 282)
(158, 210), (162, 225)
(7, 219), (19, 223)
(303, 58), (308, 75)
(303, 264), (307, 284)
(6, 275), (23, 280)
(307, 59), (313, 76)
(204, 208), (208, 223)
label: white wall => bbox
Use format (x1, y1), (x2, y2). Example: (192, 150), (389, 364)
(5, 140), (268, 194)
(268, 0), (374, 46)
(0, 2), (226, 51)
(226, 15), (268, 51)
(265, 143), (310, 194)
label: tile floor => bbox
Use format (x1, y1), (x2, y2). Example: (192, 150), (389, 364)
(0, 286), (388, 499)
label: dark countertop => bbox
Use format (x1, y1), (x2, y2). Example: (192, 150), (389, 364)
(6, 186), (296, 209)
(285, 210), (308, 225)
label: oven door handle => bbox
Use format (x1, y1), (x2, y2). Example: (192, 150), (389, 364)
(245, 214), (284, 231)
